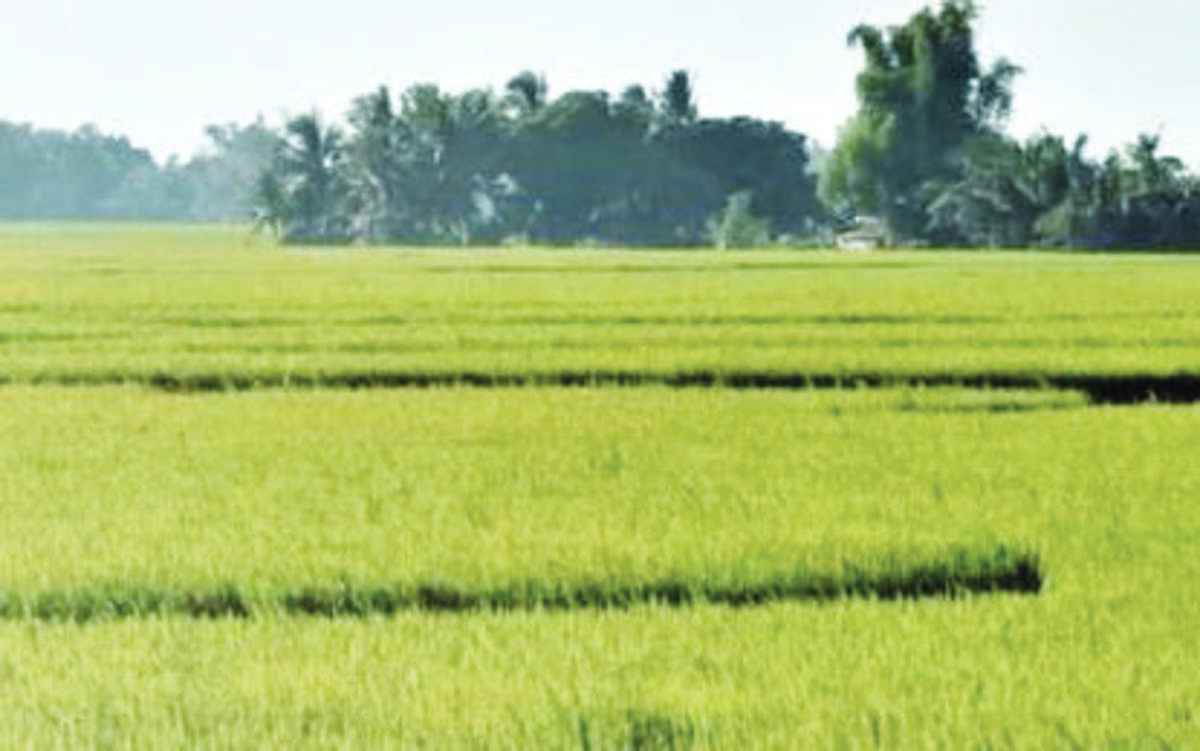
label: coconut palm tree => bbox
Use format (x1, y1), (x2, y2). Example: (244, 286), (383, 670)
(254, 113), (349, 243)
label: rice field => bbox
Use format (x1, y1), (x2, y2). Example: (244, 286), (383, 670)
(1, 224), (1199, 747)
(4, 224), (1200, 388)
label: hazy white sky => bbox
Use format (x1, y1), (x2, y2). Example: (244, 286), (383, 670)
(2, 1), (1196, 167)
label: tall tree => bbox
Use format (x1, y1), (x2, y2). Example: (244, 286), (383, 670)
(612, 85), (656, 133)
(505, 90), (645, 243)
(504, 71), (549, 119)
(659, 70), (698, 128)
(343, 86), (412, 240)
(821, 1), (1019, 240)
(658, 117), (820, 237)
(256, 113), (348, 243)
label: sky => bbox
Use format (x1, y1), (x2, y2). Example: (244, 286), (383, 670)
(1, 1), (1197, 168)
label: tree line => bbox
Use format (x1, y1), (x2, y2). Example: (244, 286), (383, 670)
(252, 71), (821, 246)
(0, 119), (275, 221)
(1, 0), (1197, 249)
(820, 0), (1200, 250)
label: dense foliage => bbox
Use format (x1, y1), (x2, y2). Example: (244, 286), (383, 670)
(825, 0), (1200, 249)
(927, 131), (1200, 249)
(253, 72), (822, 246)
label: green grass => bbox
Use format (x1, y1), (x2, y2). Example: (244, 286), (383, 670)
(0, 387), (1048, 616)
(1, 590), (1197, 746)
(1, 225), (1199, 746)
(3, 224), (1200, 387)
(2, 384), (1198, 744)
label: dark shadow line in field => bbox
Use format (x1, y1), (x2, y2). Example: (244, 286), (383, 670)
(139, 311), (1200, 330)
(27, 369), (1200, 406)
(349, 313), (1003, 328)
(145, 313), (1001, 329)
(156, 336), (1200, 358)
(0, 586), (251, 623)
(893, 401), (1083, 415)
(0, 548), (1041, 623)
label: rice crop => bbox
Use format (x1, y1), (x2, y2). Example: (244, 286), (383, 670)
(1, 225), (1199, 747)
(0, 387), (1052, 620)
(3, 224), (1200, 392)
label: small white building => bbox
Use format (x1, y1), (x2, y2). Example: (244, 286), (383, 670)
(836, 217), (887, 251)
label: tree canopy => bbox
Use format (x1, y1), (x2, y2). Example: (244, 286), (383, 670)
(0, 119), (276, 221)
(820, 1), (1021, 239)
(824, 0), (1200, 250)
(253, 70), (822, 246)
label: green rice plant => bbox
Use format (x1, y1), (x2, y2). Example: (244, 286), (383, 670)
(0, 225), (1198, 747)
(0, 590), (1197, 747)
(3, 224), (1200, 389)
(0, 387), (1051, 621)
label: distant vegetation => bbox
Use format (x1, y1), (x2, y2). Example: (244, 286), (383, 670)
(249, 72), (822, 246)
(0, 120), (275, 221)
(1, 0), (1197, 249)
